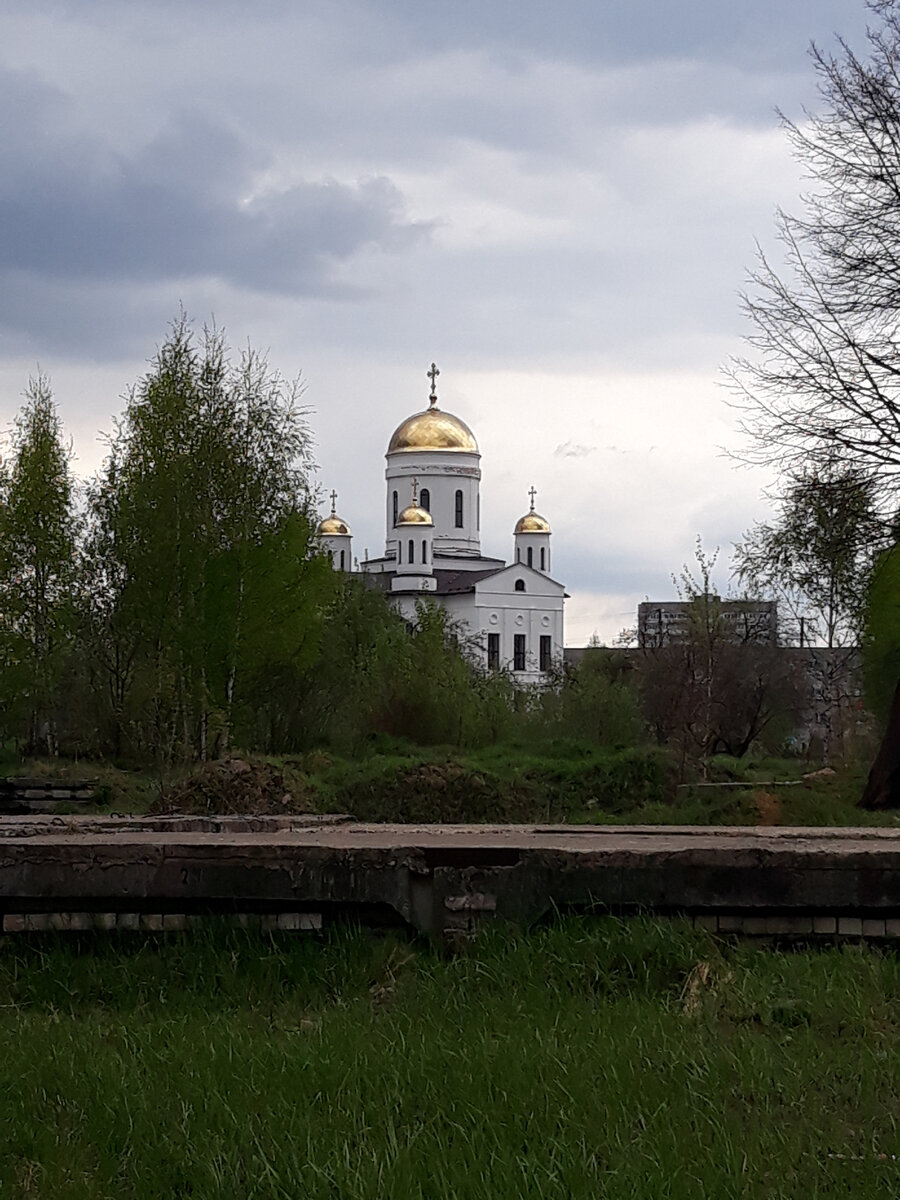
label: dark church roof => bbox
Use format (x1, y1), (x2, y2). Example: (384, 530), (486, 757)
(360, 566), (505, 596)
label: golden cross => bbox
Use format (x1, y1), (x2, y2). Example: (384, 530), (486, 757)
(411, 477), (419, 505)
(427, 362), (440, 407)
(329, 489), (338, 514)
(528, 486), (537, 511)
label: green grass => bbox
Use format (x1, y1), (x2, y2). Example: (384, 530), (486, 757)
(6, 742), (899, 826)
(0, 919), (898, 1198)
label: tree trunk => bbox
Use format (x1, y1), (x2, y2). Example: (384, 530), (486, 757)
(859, 678), (900, 809)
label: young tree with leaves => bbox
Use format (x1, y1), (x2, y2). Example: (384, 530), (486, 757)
(89, 314), (327, 764)
(0, 377), (77, 755)
(734, 464), (883, 648)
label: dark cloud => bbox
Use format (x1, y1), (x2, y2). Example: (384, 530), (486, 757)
(0, 68), (432, 312)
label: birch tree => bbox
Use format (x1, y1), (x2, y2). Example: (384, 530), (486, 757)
(0, 377), (77, 754)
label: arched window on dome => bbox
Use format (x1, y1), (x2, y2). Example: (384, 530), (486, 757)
(398, 541), (402, 564)
(420, 488), (430, 512)
(408, 538), (414, 564)
(421, 539), (427, 564)
(527, 547), (533, 568)
(514, 579), (526, 592)
(392, 491), (398, 526)
(516, 547), (521, 563)
(340, 549), (345, 571)
(455, 490), (464, 528)
(540, 547), (546, 571)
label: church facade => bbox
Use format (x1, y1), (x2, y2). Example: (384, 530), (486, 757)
(317, 366), (565, 685)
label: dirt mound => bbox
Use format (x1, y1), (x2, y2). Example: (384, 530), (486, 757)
(339, 761), (535, 823)
(153, 757), (314, 816)
(752, 789), (783, 825)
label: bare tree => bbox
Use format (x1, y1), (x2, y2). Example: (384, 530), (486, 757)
(727, 2), (900, 513)
(728, 2), (900, 802)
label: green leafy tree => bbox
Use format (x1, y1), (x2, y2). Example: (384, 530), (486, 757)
(862, 546), (900, 722)
(860, 545), (900, 807)
(0, 376), (77, 755)
(537, 648), (645, 749)
(88, 314), (324, 763)
(734, 464), (882, 648)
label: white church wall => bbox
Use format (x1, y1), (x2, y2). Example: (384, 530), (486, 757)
(476, 567), (565, 682)
(386, 450), (481, 556)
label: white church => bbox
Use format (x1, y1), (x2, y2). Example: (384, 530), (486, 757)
(317, 365), (566, 685)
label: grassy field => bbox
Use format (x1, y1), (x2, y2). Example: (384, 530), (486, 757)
(1, 919), (898, 1198)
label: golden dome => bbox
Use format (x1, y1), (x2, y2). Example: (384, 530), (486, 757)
(318, 515), (350, 536)
(318, 491), (351, 536)
(388, 406), (478, 455)
(515, 511), (551, 534)
(396, 504), (433, 527)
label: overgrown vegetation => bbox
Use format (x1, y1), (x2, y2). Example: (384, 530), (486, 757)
(1, 919), (898, 1198)
(0, 322), (656, 779)
(0, 315), (886, 818)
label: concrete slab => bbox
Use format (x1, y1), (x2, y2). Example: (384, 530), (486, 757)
(0, 817), (897, 937)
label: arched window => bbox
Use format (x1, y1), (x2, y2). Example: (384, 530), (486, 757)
(339, 549), (345, 571)
(516, 547), (521, 563)
(408, 538), (414, 563)
(398, 540), (402, 564)
(527, 546), (533, 568)
(455, 489), (464, 528)
(420, 487), (430, 511)
(392, 491), (398, 525)
(540, 547), (546, 571)
(421, 539), (427, 564)
(514, 579), (526, 592)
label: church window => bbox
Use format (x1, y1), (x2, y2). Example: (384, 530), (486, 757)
(339, 549), (345, 571)
(408, 538), (414, 564)
(487, 633), (500, 670)
(398, 541), (402, 564)
(421, 539), (427, 564)
(540, 547), (546, 571)
(420, 487), (430, 511)
(392, 491), (398, 525)
(514, 579), (525, 592)
(516, 547), (521, 563)
(455, 489), (464, 527)
(527, 546), (533, 568)
(513, 634), (526, 672)
(540, 635), (551, 671)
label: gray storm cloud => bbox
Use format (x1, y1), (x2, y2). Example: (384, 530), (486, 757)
(0, 70), (432, 301)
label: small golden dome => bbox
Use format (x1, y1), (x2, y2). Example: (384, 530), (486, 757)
(318, 491), (351, 536)
(388, 406), (478, 455)
(515, 511), (551, 534)
(396, 504), (433, 527)
(318, 515), (350, 536)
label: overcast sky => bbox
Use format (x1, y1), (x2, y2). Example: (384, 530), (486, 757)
(0, 0), (874, 643)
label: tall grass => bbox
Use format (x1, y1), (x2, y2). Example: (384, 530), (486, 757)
(1, 920), (898, 1197)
